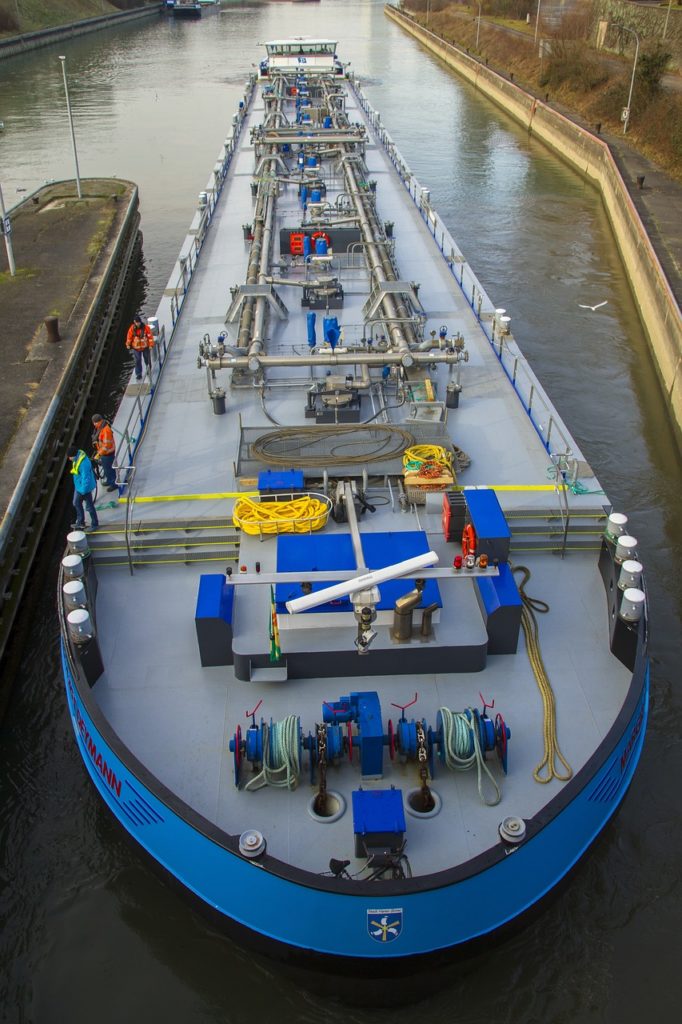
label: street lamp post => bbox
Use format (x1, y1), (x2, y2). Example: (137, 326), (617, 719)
(58, 55), (82, 199)
(476, 1), (482, 49)
(620, 26), (640, 135)
(0, 181), (17, 277)
(534, 0), (542, 46)
(663, 0), (672, 41)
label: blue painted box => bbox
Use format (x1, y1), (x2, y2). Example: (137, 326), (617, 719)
(352, 788), (406, 857)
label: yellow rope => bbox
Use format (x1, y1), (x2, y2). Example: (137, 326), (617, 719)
(233, 494), (329, 535)
(513, 565), (573, 785)
(403, 444), (453, 472)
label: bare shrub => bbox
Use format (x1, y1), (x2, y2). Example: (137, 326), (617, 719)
(637, 46), (672, 100)
(540, 40), (609, 93)
(486, 0), (528, 20)
(0, 10), (19, 31)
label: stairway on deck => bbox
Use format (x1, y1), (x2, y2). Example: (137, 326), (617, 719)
(87, 516), (241, 568)
(507, 505), (608, 553)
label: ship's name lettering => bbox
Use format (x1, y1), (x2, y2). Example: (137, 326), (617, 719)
(69, 686), (122, 798)
(620, 706), (644, 775)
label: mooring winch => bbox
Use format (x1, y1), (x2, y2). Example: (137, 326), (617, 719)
(228, 690), (511, 795)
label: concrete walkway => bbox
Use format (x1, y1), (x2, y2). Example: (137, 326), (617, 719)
(0, 179), (135, 520)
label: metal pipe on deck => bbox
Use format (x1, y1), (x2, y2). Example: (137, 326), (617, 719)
(201, 349), (463, 370)
(342, 481), (367, 572)
(242, 80), (286, 364)
(318, 76), (417, 365)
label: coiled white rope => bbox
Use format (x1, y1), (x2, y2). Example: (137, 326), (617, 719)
(438, 706), (501, 806)
(244, 716), (301, 791)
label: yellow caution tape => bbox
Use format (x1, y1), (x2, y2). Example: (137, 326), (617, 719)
(119, 491), (259, 503)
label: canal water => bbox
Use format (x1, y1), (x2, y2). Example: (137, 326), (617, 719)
(0, 2), (680, 1021)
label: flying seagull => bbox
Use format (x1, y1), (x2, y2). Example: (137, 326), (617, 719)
(578, 300), (608, 311)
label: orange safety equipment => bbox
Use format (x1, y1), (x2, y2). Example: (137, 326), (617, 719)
(289, 231), (305, 256)
(126, 322), (155, 351)
(311, 230), (331, 248)
(461, 523), (476, 557)
(93, 420), (115, 457)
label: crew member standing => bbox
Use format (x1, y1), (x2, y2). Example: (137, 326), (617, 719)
(126, 314), (155, 382)
(67, 447), (99, 532)
(91, 414), (118, 492)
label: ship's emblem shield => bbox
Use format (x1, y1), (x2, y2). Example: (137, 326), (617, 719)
(367, 908), (403, 943)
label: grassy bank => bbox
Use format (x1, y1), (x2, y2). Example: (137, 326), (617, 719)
(401, 2), (682, 183)
(0, 1), (156, 37)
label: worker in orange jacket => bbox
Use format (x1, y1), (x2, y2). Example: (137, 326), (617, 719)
(126, 314), (155, 381)
(91, 414), (117, 491)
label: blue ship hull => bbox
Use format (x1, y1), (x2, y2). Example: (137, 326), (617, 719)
(62, 640), (647, 963)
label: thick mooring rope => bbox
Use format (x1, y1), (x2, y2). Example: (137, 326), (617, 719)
(512, 565), (573, 785)
(244, 716), (301, 791)
(438, 706), (501, 806)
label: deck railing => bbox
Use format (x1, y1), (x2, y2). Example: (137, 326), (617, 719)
(348, 75), (576, 465)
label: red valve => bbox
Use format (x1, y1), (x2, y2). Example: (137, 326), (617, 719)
(390, 693), (418, 721)
(245, 699), (263, 724)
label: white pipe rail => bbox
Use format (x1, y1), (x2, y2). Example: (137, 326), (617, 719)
(285, 551), (438, 613)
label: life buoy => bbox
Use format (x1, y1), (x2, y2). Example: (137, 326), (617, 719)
(311, 230), (330, 247)
(462, 523), (476, 557)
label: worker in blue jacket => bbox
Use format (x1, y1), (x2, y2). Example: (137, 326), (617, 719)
(67, 446), (99, 532)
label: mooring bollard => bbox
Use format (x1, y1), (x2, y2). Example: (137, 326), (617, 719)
(44, 316), (61, 343)
(637, 175), (645, 190)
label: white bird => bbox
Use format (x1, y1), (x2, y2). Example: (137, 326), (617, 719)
(578, 300), (608, 311)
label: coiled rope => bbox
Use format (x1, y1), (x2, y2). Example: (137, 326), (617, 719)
(233, 494), (329, 535)
(545, 465), (604, 496)
(438, 707), (501, 806)
(512, 565), (573, 784)
(251, 424), (414, 468)
(244, 716), (301, 791)
(403, 444), (454, 478)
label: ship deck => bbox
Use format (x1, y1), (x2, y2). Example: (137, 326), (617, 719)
(88, 73), (632, 881)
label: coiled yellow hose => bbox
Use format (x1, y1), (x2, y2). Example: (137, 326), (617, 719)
(233, 494), (330, 535)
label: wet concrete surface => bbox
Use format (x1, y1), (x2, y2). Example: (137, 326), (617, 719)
(0, 178), (135, 519)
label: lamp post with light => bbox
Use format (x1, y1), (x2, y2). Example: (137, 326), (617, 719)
(476, 1), (482, 49)
(620, 26), (640, 136)
(534, 0), (542, 45)
(58, 55), (82, 199)
(0, 182), (17, 277)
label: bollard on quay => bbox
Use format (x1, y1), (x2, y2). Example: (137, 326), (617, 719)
(44, 316), (61, 343)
